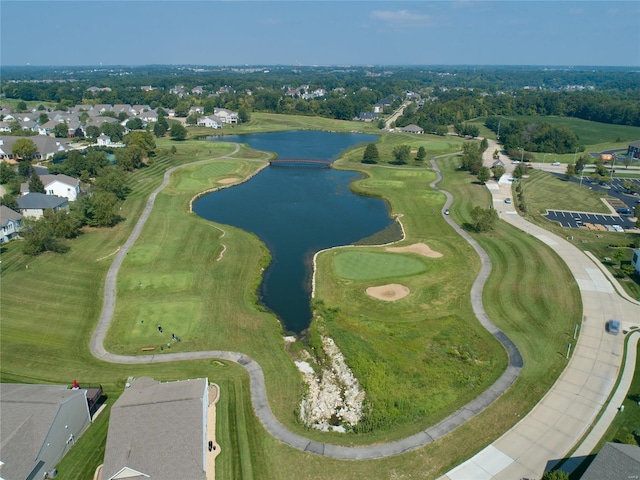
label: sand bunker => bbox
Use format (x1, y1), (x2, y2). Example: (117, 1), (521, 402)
(366, 284), (410, 301)
(386, 242), (442, 258)
(218, 177), (240, 184)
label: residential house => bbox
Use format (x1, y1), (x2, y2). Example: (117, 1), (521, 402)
(21, 174), (81, 201)
(130, 105), (151, 115)
(0, 136), (69, 160)
(358, 112), (378, 122)
(628, 140), (640, 159)
(140, 85), (155, 92)
(197, 115), (223, 129)
(0, 121), (11, 132)
(16, 192), (69, 219)
(401, 124), (424, 134)
(0, 383), (95, 480)
(97, 134), (112, 146)
(189, 106), (205, 116)
(632, 248), (640, 275)
(373, 103), (385, 113)
(580, 442), (640, 480)
(492, 159), (505, 168)
(191, 86), (204, 95)
(112, 104), (132, 115)
(139, 109), (158, 123)
(38, 119), (61, 136)
(0, 205), (22, 243)
(213, 108), (238, 124)
(101, 377), (211, 480)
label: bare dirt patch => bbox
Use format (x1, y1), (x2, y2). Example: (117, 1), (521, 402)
(218, 177), (240, 184)
(386, 242), (443, 258)
(366, 284), (410, 301)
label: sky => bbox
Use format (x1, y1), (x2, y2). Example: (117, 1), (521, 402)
(1, 0), (639, 67)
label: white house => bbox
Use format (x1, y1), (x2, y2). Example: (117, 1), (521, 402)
(97, 134), (112, 146)
(632, 248), (640, 275)
(197, 115), (223, 129)
(213, 108), (238, 124)
(0, 205), (22, 243)
(16, 193), (69, 220)
(21, 174), (81, 201)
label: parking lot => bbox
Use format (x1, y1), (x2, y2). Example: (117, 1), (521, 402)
(565, 175), (640, 209)
(545, 210), (636, 231)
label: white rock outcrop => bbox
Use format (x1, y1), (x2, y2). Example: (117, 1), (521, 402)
(296, 336), (365, 431)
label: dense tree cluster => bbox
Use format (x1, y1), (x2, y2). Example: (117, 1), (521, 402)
(485, 117), (581, 154)
(3, 65), (638, 128)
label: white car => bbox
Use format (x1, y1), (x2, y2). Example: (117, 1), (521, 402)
(551, 162), (561, 166)
(505, 198), (512, 204)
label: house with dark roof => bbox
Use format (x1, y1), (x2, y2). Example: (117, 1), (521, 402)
(16, 192), (69, 219)
(628, 140), (640, 159)
(358, 112), (378, 122)
(0, 384), (94, 480)
(0, 205), (23, 243)
(101, 377), (211, 480)
(580, 442), (640, 479)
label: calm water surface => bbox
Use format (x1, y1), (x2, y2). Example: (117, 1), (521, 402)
(194, 131), (394, 333)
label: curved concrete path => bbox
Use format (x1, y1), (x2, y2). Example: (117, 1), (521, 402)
(438, 140), (640, 479)
(89, 145), (525, 460)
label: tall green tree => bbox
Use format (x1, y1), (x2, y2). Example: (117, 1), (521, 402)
(391, 144), (411, 164)
(362, 143), (379, 164)
(28, 172), (45, 194)
(477, 166), (491, 184)
(470, 206), (499, 232)
(416, 146), (426, 162)
(0, 193), (19, 210)
(169, 123), (188, 141)
(11, 138), (37, 160)
(53, 122), (68, 138)
(492, 165), (505, 180)
(0, 161), (16, 184)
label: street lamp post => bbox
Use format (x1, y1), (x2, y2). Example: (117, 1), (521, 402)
(611, 153), (617, 178)
(519, 147), (524, 163)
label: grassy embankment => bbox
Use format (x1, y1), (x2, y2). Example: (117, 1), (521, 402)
(2, 119), (581, 479)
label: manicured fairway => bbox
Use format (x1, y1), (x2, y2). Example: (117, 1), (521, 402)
(332, 250), (428, 280)
(0, 120), (586, 480)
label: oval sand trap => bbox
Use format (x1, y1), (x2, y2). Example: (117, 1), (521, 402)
(218, 177), (240, 184)
(386, 242), (442, 258)
(366, 284), (410, 301)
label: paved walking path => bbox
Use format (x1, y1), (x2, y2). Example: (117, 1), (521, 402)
(89, 140), (638, 472)
(438, 140), (640, 480)
(89, 145), (525, 461)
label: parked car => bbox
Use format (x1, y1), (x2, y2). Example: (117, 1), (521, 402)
(607, 319), (620, 335)
(505, 198), (512, 204)
(616, 207), (632, 215)
(551, 161), (561, 166)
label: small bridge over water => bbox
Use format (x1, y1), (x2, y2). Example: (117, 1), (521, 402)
(269, 158), (332, 167)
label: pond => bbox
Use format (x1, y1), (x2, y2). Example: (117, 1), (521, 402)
(194, 131), (397, 334)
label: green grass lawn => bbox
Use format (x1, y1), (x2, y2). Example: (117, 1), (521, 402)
(1, 118), (588, 479)
(332, 250), (429, 280)
(516, 170), (640, 299)
(519, 169), (611, 214)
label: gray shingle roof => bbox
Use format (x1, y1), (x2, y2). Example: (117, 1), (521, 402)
(102, 377), (208, 480)
(17, 192), (68, 210)
(0, 384), (88, 480)
(580, 442), (640, 480)
(0, 205), (22, 223)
